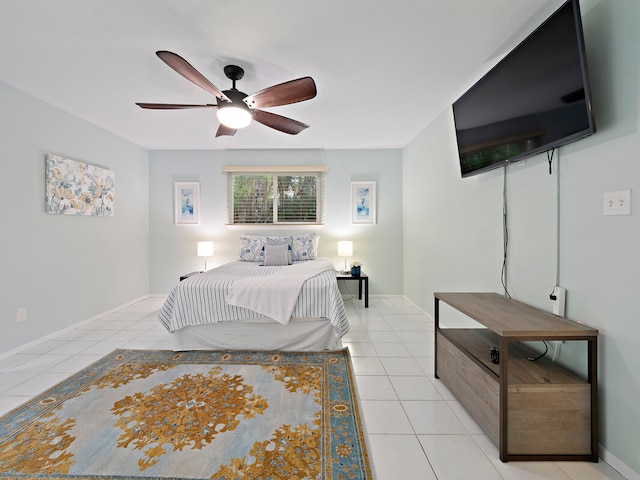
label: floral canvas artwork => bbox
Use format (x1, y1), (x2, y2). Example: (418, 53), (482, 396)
(45, 154), (114, 216)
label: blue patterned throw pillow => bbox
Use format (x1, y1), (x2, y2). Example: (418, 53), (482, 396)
(239, 235), (265, 262)
(291, 233), (318, 261)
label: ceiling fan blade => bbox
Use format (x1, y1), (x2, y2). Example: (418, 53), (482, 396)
(215, 124), (237, 137)
(156, 50), (231, 102)
(244, 77), (316, 109)
(136, 103), (217, 110)
(252, 109), (309, 135)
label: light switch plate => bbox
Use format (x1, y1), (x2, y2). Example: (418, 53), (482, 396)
(603, 190), (631, 216)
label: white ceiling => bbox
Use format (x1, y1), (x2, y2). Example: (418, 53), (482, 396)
(0, 0), (566, 151)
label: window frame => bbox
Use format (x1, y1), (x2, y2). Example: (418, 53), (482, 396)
(223, 165), (326, 226)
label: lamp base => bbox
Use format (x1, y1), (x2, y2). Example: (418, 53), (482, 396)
(341, 260), (351, 274)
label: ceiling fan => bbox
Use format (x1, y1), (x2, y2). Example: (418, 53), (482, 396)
(136, 51), (317, 137)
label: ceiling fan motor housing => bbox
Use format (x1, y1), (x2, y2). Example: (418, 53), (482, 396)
(218, 88), (249, 106)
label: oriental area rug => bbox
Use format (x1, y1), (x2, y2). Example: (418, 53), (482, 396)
(0, 349), (372, 479)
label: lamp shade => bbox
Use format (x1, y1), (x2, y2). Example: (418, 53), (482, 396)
(337, 241), (353, 257)
(197, 241), (214, 257)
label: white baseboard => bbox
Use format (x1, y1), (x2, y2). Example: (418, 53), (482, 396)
(401, 295), (435, 321)
(0, 295), (153, 360)
(599, 446), (639, 480)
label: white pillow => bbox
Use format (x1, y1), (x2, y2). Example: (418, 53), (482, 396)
(262, 244), (291, 266)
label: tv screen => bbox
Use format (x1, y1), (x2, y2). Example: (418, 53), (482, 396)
(452, 0), (595, 177)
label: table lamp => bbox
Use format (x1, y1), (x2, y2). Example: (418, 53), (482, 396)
(197, 241), (214, 271)
(337, 240), (353, 273)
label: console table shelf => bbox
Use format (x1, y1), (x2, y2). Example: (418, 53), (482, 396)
(434, 292), (598, 462)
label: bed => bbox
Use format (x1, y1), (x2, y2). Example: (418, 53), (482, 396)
(158, 250), (350, 351)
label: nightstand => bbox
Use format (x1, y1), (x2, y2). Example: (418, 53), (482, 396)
(179, 271), (203, 281)
(336, 271), (369, 308)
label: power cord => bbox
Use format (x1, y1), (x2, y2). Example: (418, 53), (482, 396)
(338, 283), (354, 302)
(547, 148), (556, 175)
(501, 166), (511, 298)
(528, 341), (549, 361)
(501, 152), (557, 361)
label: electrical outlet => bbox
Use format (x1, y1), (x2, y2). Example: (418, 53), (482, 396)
(603, 190), (631, 216)
(549, 287), (566, 350)
(17, 307), (27, 322)
(550, 286), (566, 317)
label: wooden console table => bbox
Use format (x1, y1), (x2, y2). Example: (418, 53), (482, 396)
(434, 292), (598, 462)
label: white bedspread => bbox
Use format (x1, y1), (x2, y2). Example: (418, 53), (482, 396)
(226, 258), (333, 324)
(158, 258), (349, 338)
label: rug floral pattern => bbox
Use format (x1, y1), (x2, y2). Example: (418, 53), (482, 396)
(0, 349), (371, 479)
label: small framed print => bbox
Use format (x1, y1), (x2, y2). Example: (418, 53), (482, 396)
(351, 181), (376, 224)
(175, 182), (200, 224)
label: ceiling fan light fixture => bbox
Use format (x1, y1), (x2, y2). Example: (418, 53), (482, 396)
(217, 104), (252, 129)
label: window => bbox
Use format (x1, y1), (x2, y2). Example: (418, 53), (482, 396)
(224, 166), (325, 225)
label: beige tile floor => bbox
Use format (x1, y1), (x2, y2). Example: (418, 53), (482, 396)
(0, 295), (628, 479)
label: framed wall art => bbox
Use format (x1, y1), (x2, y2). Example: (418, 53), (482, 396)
(175, 182), (200, 224)
(351, 181), (376, 224)
(45, 153), (114, 216)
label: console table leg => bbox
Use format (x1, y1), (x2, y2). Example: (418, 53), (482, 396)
(499, 337), (509, 462)
(589, 338), (599, 462)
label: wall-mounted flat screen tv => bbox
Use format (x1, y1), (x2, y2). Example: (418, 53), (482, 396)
(452, 0), (595, 177)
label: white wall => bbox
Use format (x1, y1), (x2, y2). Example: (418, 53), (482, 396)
(0, 82), (150, 354)
(148, 148), (403, 295)
(403, 0), (640, 475)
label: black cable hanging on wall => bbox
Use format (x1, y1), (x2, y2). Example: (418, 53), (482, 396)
(533, 148), (558, 362)
(501, 166), (511, 298)
(502, 150), (560, 359)
(547, 147), (560, 296)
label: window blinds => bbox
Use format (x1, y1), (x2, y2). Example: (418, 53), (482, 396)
(225, 167), (325, 225)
